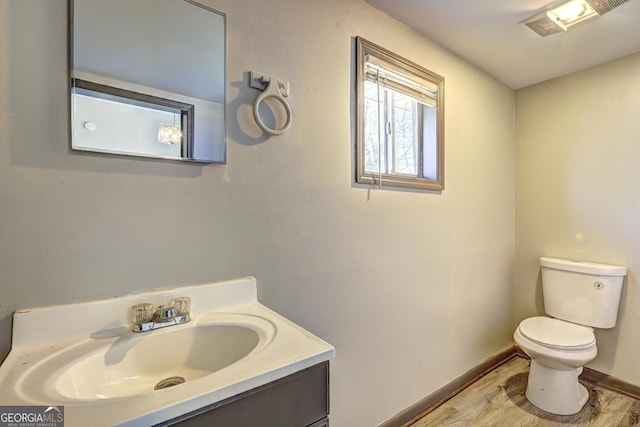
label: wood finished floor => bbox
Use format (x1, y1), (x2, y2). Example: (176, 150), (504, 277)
(409, 356), (640, 426)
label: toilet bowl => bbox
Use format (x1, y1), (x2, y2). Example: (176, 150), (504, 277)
(514, 316), (597, 415)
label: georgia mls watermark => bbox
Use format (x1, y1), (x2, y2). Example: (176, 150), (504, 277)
(0, 406), (64, 427)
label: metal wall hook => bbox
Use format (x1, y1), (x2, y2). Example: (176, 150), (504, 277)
(249, 71), (292, 136)
(249, 72), (271, 91)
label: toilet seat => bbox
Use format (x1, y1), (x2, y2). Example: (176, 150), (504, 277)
(519, 316), (595, 351)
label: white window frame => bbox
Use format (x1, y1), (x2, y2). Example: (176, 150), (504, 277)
(356, 37), (444, 191)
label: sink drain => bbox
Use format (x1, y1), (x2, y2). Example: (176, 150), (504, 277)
(154, 376), (185, 390)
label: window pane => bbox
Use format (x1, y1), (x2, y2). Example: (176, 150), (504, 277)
(391, 91), (418, 175)
(422, 104), (438, 180)
(364, 80), (383, 173)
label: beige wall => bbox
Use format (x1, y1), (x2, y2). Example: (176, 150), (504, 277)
(0, 0), (515, 425)
(516, 52), (640, 386)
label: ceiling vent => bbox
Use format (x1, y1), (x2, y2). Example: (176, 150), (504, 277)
(586, 0), (631, 14)
(520, 0), (631, 37)
(522, 14), (566, 36)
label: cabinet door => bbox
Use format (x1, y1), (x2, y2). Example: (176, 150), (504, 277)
(164, 362), (329, 427)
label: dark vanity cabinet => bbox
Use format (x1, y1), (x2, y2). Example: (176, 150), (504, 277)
(161, 362), (330, 427)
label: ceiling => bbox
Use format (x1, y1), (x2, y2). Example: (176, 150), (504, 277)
(364, 0), (640, 89)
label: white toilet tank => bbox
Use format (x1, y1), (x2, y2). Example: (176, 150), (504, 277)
(540, 257), (627, 328)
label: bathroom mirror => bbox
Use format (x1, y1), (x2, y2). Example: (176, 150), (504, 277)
(70, 0), (226, 163)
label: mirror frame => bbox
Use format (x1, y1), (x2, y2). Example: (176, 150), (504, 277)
(69, 0), (227, 164)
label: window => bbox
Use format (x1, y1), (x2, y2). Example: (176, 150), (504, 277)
(356, 37), (444, 191)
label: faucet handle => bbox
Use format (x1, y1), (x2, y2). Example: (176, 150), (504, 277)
(132, 303), (154, 325)
(171, 297), (191, 316)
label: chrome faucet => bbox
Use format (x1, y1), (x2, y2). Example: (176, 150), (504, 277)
(132, 297), (191, 333)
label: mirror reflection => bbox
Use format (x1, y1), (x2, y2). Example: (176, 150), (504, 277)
(71, 0), (226, 163)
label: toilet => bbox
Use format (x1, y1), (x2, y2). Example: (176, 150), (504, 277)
(514, 256), (626, 415)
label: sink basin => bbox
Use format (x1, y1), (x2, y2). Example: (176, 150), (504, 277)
(57, 325), (258, 400)
(16, 315), (271, 404)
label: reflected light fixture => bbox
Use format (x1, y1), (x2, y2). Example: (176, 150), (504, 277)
(157, 114), (182, 145)
(158, 124), (182, 145)
(521, 0), (631, 36)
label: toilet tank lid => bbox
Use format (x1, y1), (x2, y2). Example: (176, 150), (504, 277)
(540, 257), (627, 276)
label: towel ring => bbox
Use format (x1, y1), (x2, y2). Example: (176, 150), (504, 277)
(253, 80), (292, 136)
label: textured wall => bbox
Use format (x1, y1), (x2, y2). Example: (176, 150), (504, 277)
(516, 52), (640, 387)
(0, 0), (515, 425)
